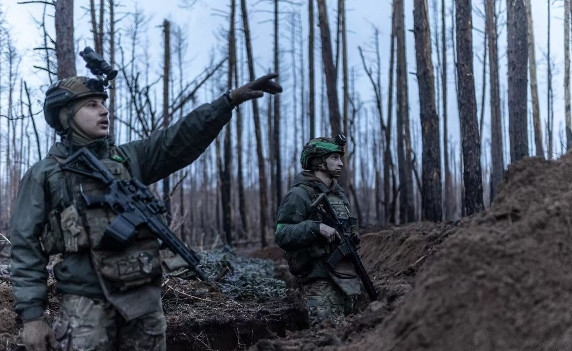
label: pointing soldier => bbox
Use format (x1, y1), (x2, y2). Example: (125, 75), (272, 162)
(10, 47), (282, 350)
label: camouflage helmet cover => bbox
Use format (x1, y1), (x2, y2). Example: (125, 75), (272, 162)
(300, 134), (346, 170)
(44, 76), (108, 133)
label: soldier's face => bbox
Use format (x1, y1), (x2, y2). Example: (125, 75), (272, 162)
(324, 153), (343, 178)
(73, 98), (109, 139)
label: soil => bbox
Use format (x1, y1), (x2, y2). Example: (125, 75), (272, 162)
(2, 152), (571, 350)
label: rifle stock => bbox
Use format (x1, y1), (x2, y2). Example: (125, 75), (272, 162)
(314, 193), (379, 301)
(61, 147), (208, 281)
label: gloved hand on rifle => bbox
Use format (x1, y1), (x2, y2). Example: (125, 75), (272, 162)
(319, 223), (341, 244)
(226, 73), (283, 106)
(22, 318), (60, 351)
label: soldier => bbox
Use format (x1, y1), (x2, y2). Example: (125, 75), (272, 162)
(10, 49), (282, 350)
(275, 135), (363, 326)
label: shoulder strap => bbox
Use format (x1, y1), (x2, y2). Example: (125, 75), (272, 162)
(48, 154), (74, 207)
(296, 183), (318, 202)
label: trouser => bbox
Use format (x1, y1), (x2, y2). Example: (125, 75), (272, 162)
(52, 294), (166, 351)
(301, 279), (358, 326)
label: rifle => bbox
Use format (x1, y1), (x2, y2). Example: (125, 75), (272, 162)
(311, 192), (379, 300)
(60, 147), (208, 281)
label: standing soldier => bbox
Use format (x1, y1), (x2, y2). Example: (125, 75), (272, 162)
(275, 135), (364, 326)
(10, 47), (282, 351)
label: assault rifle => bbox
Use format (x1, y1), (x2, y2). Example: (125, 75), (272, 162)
(61, 147), (208, 281)
(312, 193), (379, 301)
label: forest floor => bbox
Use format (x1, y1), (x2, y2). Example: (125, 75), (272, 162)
(2, 151), (572, 350)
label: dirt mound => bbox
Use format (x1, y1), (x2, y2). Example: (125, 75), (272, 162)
(251, 221), (461, 350)
(336, 154), (572, 350)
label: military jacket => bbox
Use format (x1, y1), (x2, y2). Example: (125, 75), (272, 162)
(10, 96), (233, 322)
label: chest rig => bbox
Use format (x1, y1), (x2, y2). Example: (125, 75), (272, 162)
(41, 148), (162, 292)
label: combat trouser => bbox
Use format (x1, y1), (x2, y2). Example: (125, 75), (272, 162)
(53, 294), (166, 351)
(302, 279), (358, 326)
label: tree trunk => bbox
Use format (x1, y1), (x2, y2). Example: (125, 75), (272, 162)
(486, 0), (504, 202)
(564, 26), (568, 152)
(547, 1), (554, 159)
(507, 0), (529, 162)
(308, 0), (316, 139)
(455, 0), (484, 215)
(235, 56), (249, 238)
(273, 0), (282, 221)
(395, 0), (415, 223)
(222, 0), (236, 246)
(55, 0), (76, 78)
(241, 0), (269, 247)
(441, 0), (452, 219)
(413, 0), (442, 222)
(316, 0), (342, 136)
(162, 20), (172, 224)
(524, 0), (543, 157)
(108, 0), (116, 138)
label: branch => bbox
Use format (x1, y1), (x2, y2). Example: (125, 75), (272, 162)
(170, 58), (227, 115)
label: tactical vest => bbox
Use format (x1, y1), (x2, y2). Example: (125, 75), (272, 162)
(40, 150), (162, 292)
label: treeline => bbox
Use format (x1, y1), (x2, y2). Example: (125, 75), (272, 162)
(0, 0), (566, 248)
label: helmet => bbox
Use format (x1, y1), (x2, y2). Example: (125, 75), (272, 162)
(300, 134), (346, 170)
(44, 76), (108, 133)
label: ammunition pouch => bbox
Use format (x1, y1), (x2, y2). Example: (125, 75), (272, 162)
(91, 240), (162, 292)
(39, 208), (66, 255)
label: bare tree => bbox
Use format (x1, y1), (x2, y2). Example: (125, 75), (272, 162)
(486, 0), (504, 201)
(413, 0), (442, 221)
(108, 0), (117, 138)
(547, 0), (554, 159)
(272, 0), (282, 221)
(565, 0), (571, 149)
(441, 0), (453, 219)
(240, 0), (269, 246)
(308, 0), (316, 139)
(455, 0), (484, 215)
(395, 0), (415, 223)
(316, 0), (342, 136)
(162, 20), (172, 223)
(525, 0), (543, 157)
(55, 0), (76, 78)
(507, 0), (529, 161)
(221, 0), (236, 246)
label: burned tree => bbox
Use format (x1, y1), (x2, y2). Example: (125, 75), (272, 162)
(316, 0), (342, 136)
(455, 0), (484, 215)
(240, 0), (269, 246)
(394, 0), (415, 223)
(413, 0), (442, 221)
(507, 0), (529, 161)
(486, 0), (504, 201)
(55, 0), (76, 78)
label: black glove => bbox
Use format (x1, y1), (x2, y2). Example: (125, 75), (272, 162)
(227, 73), (283, 106)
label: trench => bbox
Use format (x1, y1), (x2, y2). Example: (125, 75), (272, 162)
(166, 298), (308, 350)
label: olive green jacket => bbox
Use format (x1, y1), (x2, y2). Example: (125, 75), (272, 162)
(275, 171), (351, 282)
(10, 96), (232, 321)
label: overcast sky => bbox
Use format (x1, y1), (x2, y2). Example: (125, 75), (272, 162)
(1, 0), (568, 163)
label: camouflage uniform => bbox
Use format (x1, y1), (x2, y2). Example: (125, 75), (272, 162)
(275, 170), (361, 326)
(10, 76), (233, 349)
